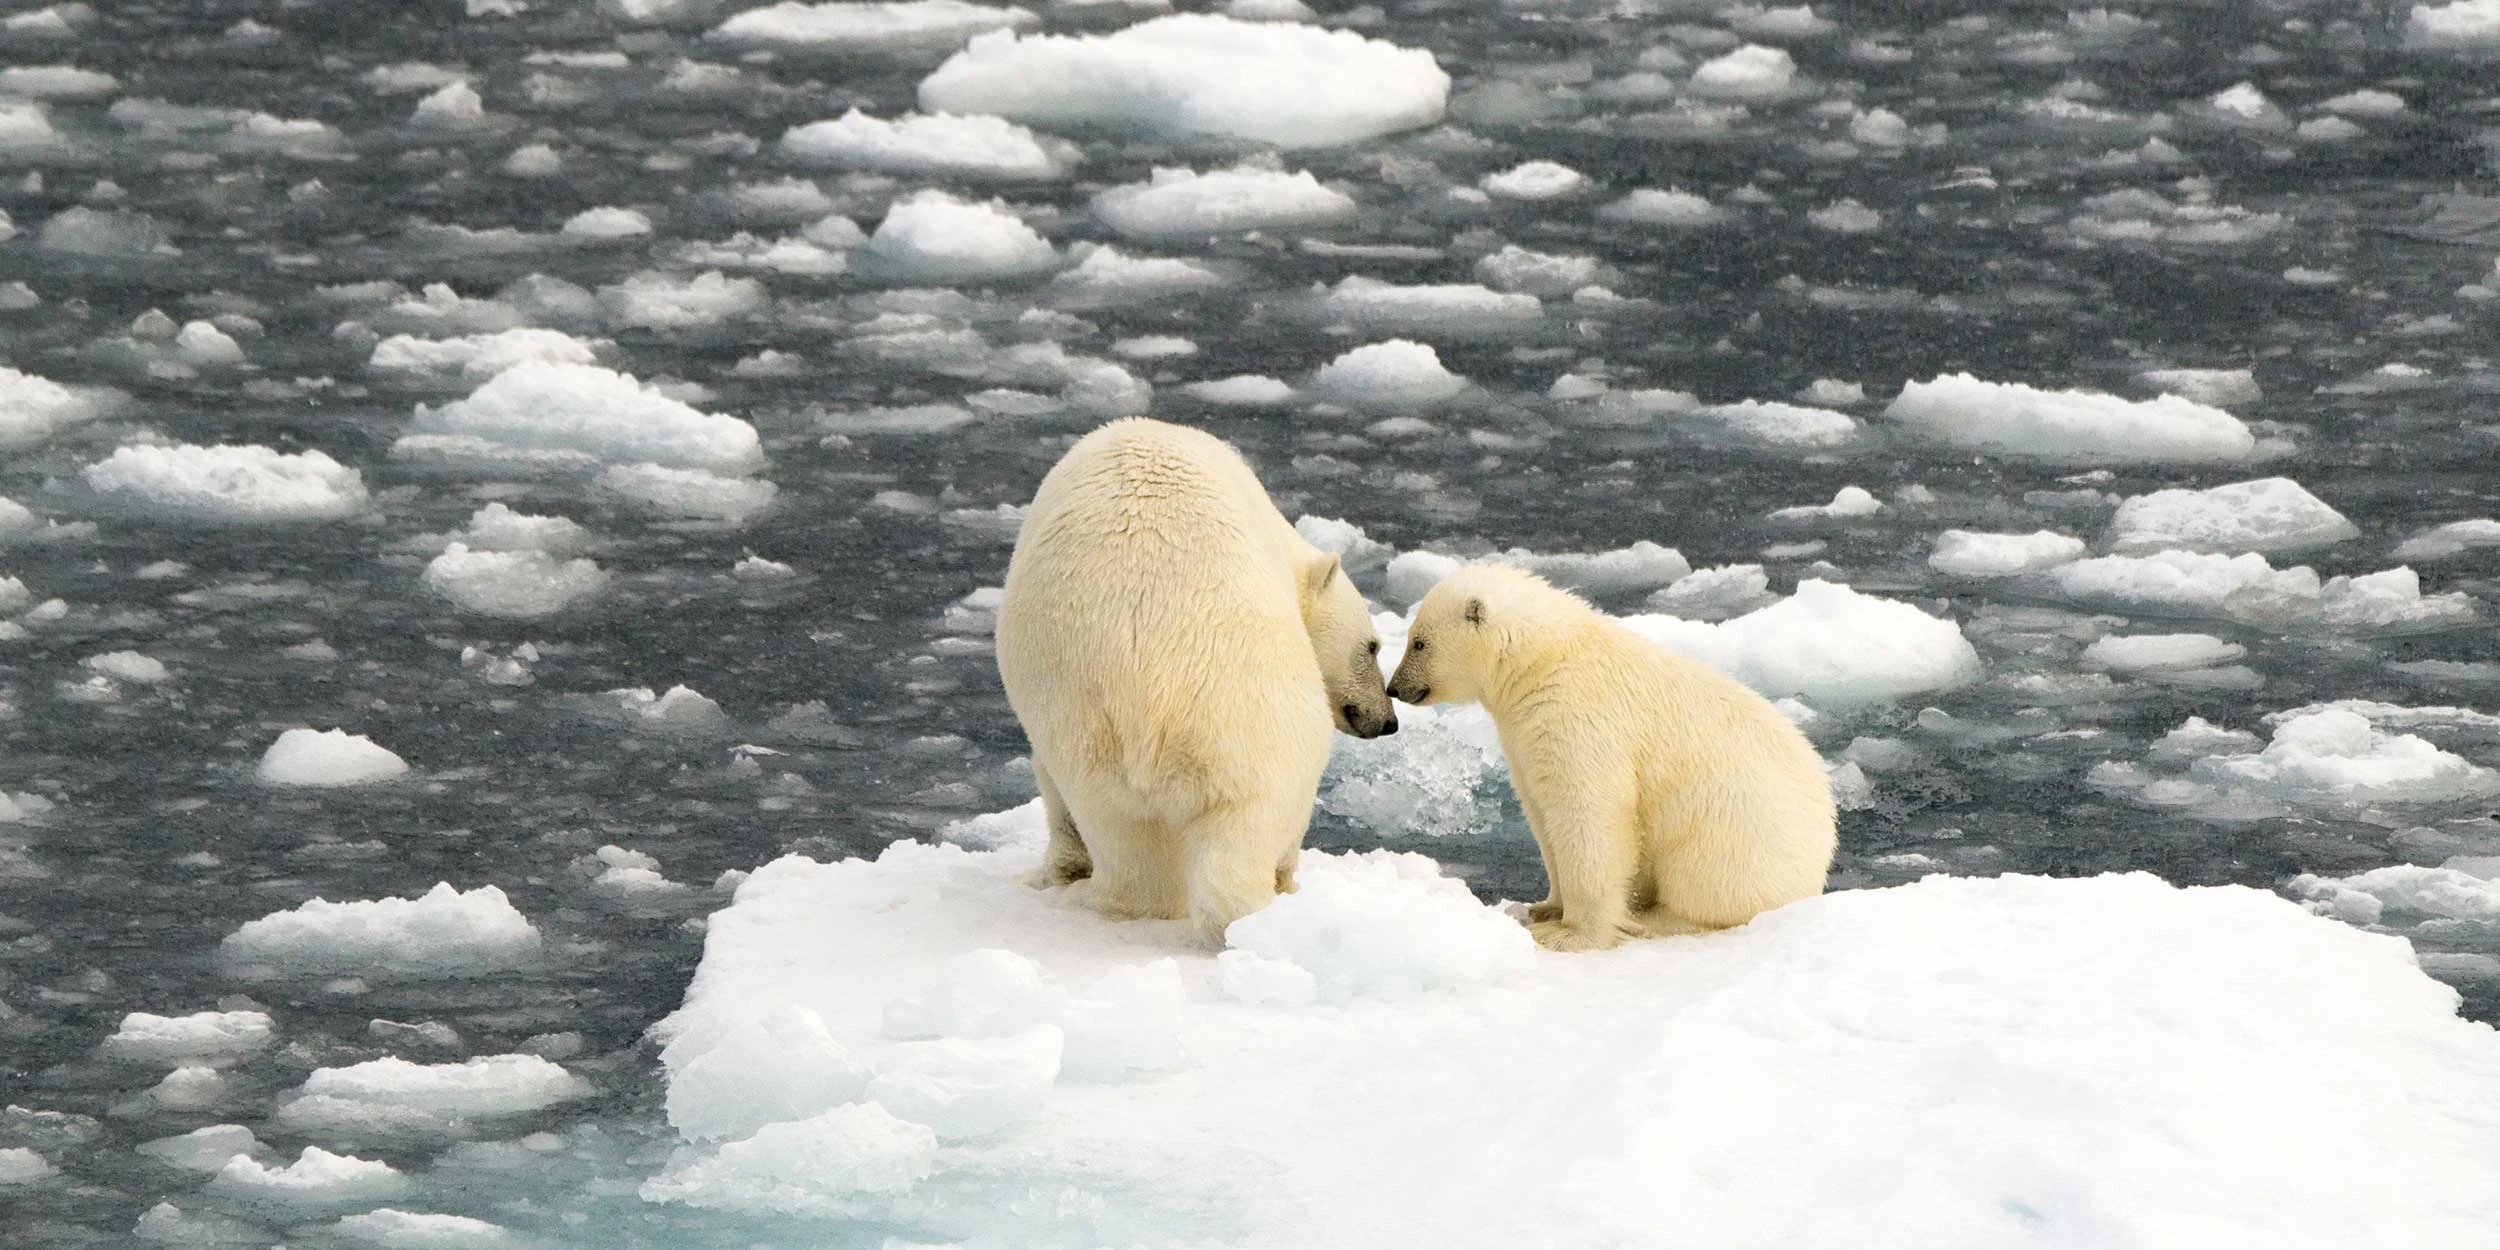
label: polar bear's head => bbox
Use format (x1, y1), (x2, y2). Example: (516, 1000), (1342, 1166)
(1301, 553), (1398, 739)
(1387, 563), (1579, 707)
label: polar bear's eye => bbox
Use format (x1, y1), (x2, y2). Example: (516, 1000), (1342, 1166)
(1366, 640), (1379, 657)
(1410, 637), (1427, 653)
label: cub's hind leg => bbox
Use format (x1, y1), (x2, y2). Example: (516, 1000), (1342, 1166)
(1020, 760), (1094, 889)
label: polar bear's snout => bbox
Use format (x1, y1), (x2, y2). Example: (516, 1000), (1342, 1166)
(1339, 699), (1399, 739)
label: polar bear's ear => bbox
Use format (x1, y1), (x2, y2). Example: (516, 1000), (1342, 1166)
(1464, 597), (1484, 625)
(1303, 552), (1344, 597)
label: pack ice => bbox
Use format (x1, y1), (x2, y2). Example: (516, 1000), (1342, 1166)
(647, 819), (2500, 1247)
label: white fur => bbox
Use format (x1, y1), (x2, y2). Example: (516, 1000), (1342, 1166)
(1389, 565), (1836, 951)
(995, 418), (1392, 939)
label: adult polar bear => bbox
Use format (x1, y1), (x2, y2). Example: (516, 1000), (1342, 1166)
(1387, 564), (1835, 951)
(996, 418), (1398, 939)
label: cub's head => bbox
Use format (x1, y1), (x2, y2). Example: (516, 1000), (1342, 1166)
(1301, 553), (1397, 739)
(1387, 564), (1554, 706)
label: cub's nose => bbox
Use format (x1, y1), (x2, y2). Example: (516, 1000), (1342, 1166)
(1377, 714), (1398, 736)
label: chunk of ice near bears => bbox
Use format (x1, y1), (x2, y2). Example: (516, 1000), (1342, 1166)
(597, 462), (779, 523)
(1644, 563), (1776, 619)
(400, 363), (764, 475)
(1770, 485), (1882, 520)
(367, 327), (601, 380)
(859, 190), (1057, 282)
(1475, 245), (1604, 297)
(560, 206), (652, 240)
(1624, 580), (1984, 706)
(1597, 188), (1725, 227)
(278, 1054), (589, 1137)
(2318, 566), (2479, 634)
(1694, 400), (1860, 447)
(1928, 530), (2086, 577)
(86, 650), (169, 683)
(0, 1148), (57, 1185)
(2047, 550), (2322, 622)
(136, 1124), (268, 1171)
(2135, 366), (2261, 406)
(2105, 477), (2359, 554)
(1183, 374), (1296, 406)
(2080, 633), (2247, 673)
(1047, 244), (1230, 308)
(1090, 165), (1356, 238)
(1480, 160), (1585, 200)
(918, 15), (1449, 149)
(1684, 44), (1796, 100)
(436, 502), (588, 554)
(2405, 0), (2500, 50)
(2291, 861), (2500, 926)
(2393, 518), (2500, 561)
(665, 1007), (872, 1142)
(221, 882), (541, 978)
(2188, 709), (2500, 806)
(710, 0), (1037, 53)
(256, 728), (410, 787)
(602, 684), (733, 735)
(651, 831), (2500, 1243)
(1885, 373), (2255, 463)
(81, 444), (368, 522)
(1310, 277), (1541, 335)
(779, 109), (1077, 179)
(1309, 340), (1466, 407)
(206, 1147), (408, 1210)
(597, 269), (767, 329)
(103, 1010), (276, 1065)
(329, 1209), (516, 1248)
(424, 545), (608, 618)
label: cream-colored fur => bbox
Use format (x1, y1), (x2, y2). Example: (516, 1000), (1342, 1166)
(1387, 564), (1835, 951)
(995, 418), (1395, 940)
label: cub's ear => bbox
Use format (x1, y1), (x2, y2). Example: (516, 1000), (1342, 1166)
(1464, 597), (1484, 625)
(1303, 552), (1344, 597)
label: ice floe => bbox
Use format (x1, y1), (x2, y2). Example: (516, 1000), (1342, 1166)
(1886, 374), (2255, 463)
(80, 444), (368, 522)
(222, 883), (541, 979)
(256, 729), (411, 788)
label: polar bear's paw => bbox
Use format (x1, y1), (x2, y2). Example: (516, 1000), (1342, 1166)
(1530, 917), (1647, 952)
(1524, 897), (1563, 923)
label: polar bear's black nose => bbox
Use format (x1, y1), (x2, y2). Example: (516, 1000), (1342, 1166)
(1342, 702), (1359, 723)
(1377, 714), (1398, 736)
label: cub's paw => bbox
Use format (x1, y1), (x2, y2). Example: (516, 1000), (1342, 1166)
(1019, 859), (1090, 890)
(1524, 898), (1563, 923)
(1531, 920), (1631, 952)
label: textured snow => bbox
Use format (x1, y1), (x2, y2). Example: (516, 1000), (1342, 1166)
(423, 545), (609, 618)
(1928, 529), (2087, 577)
(368, 328), (601, 380)
(1091, 165), (1356, 238)
(1625, 580), (1983, 706)
(222, 883), (541, 978)
(82, 444), (368, 522)
(598, 463), (779, 523)
(256, 728), (411, 787)
(1886, 373), (2256, 463)
(208, 1147), (408, 1209)
(648, 829), (2500, 1246)
(102, 1010), (276, 1065)
(1480, 160), (1584, 200)
(710, 0), (1036, 52)
(2049, 550), (2321, 622)
(860, 190), (1057, 282)
(2137, 366), (2261, 406)
(400, 363), (764, 475)
(0, 366), (103, 448)
(1309, 340), (1466, 407)
(1694, 400), (1859, 446)
(2081, 633), (2247, 673)
(2393, 518), (2500, 561)
(1685, 44), (1796, 100)
(780, 110), (1076, 179)
(2192, 709), (2500, 805)
(920, 15), (1449, 148)
(2406, 0), (2500, 49)
(282, 1054), (590, 1136)
(330, 1209), (516, 1248)
(2106, 477), (2359, 554)
(1313, 277), (1541, 334)
(1048, 245), (1228, 307)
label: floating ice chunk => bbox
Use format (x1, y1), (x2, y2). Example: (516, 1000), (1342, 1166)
(598, 463), (778, 523)
(603, 685), (732, 735)
(286, 1054), (589, 1133)
(1313, 277), (1540, 334)
(208, 1147), (408, 1209)
(2081, 633), (2246, 673)
(0, 65), (116, 99)
(2292, 864), (2500, 924)
(1849, 106), (1910, 147)
(0, 99), (65, 154)
(779, 110), (1076, 179)
(1771, 486), (1882, 520)
(2203, 81), (2288, 129)
(1886, 373), (2255, 463)
(860, 190), (1056, 282)
(1474, 245), (1602, 297)
(2318, 89), (2407, 117)
(222, 883), (541, 978)
(84, 650), (168, 684)
(1684, 400), (1858, 447)
(884, 948), (1064, 1040)
(1183, 374), (1296, 406)
(1928, 530), (2086, 577)
(2319, 566), (2479, 634)
(175, 320), (245, 366)
(369, 327), (600, 380)
(2048, 550), (2320, 622)
(1226, 850), (1533, 1003)
(560, 206), (652, 240)
(640, 1102), (937, 1216)
(1685, 44), (1794, 100)
(2150, 716), (2264, 762)
(1112, 334), (1196, 359)
(257, 728), (410, 788)
(1598, 188), (1724, 226)
(1091, 165), (1355, 238)
(919, 15), (1449, 148)
(148, 1064), (229, 1110)
(443, 502), (588, 554)
(711, 0), (1036, 53)
(136, 1124), (267, 1171)
(864, 1025), (1062, 1140)
(1481, 160), (1584, 200)
(2393, 518), (2500, 561)
(1728, 3), (1834, 38)
(1508, 542), (1691, 596)
(104, 1010), (275, 1065)
(81, 444), (367, 522)
(598, 269), (767, 329)
(39, 206), (177, 257)
(2136, 366), (2261, 406)
(1047, 244), (1227, 307)
(411, 80), (485, 128)
(0, 367), (103, 449)
(403, 363), (763, 474)
(2107, 477), (2357, 554)
(1626, 580), (1983, 705)
(424, 545), (608, 618)
(0, 1148), (56, 1186)
(667, 1008), (870, 1142)
(1807, 199), (1882, 233)
(133, 1201), (262, 1245)
(1310, 340), (1466, 407)
(1644, 563), (1774, 619)
(2193, 709), (2499, 805)
(330, 1209), (515, 1249)
(2405, 0), (2500, 49)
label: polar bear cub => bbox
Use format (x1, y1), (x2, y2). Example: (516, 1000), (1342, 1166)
(1386, 564), (1834, 951)
(996, 418), (1397, 939)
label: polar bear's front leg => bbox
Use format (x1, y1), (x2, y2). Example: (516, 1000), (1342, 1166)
(1020, 762), (1094, 889)
(1521, 788), (1646, 952)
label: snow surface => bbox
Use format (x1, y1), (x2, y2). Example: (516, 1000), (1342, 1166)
(256, 728), (410, 787)
(81, 444), (368, 522)
(2106, 477), (2359, 554)
(1886, 373), (2256, 463)
(919, 15), (1449, 149)
(221, 883), (541, 979)
(647, 826), (2500, 1247)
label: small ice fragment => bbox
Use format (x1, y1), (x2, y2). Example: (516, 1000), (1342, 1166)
(257, 729), (410, 787)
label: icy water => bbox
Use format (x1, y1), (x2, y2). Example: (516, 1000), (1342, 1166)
(2, 0), (2498, 1245)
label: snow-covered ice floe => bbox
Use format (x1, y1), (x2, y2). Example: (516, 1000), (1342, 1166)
(80, 444), (368, 522)
(1626, 579), (1982, 706)
(709, 0), (1037, 56)
(918, 15), (1449, 148)
(1885, 373), (2255, 463)
(256, 728), (410, 787)
(1090, 165), (1356, 238)
(396, 363), (764, 475)
(779, 109), (1078, 180)
(646, 820), (2500, 1246)
(221, 883), (541, 979)
(2105, 477), (2357, 554)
